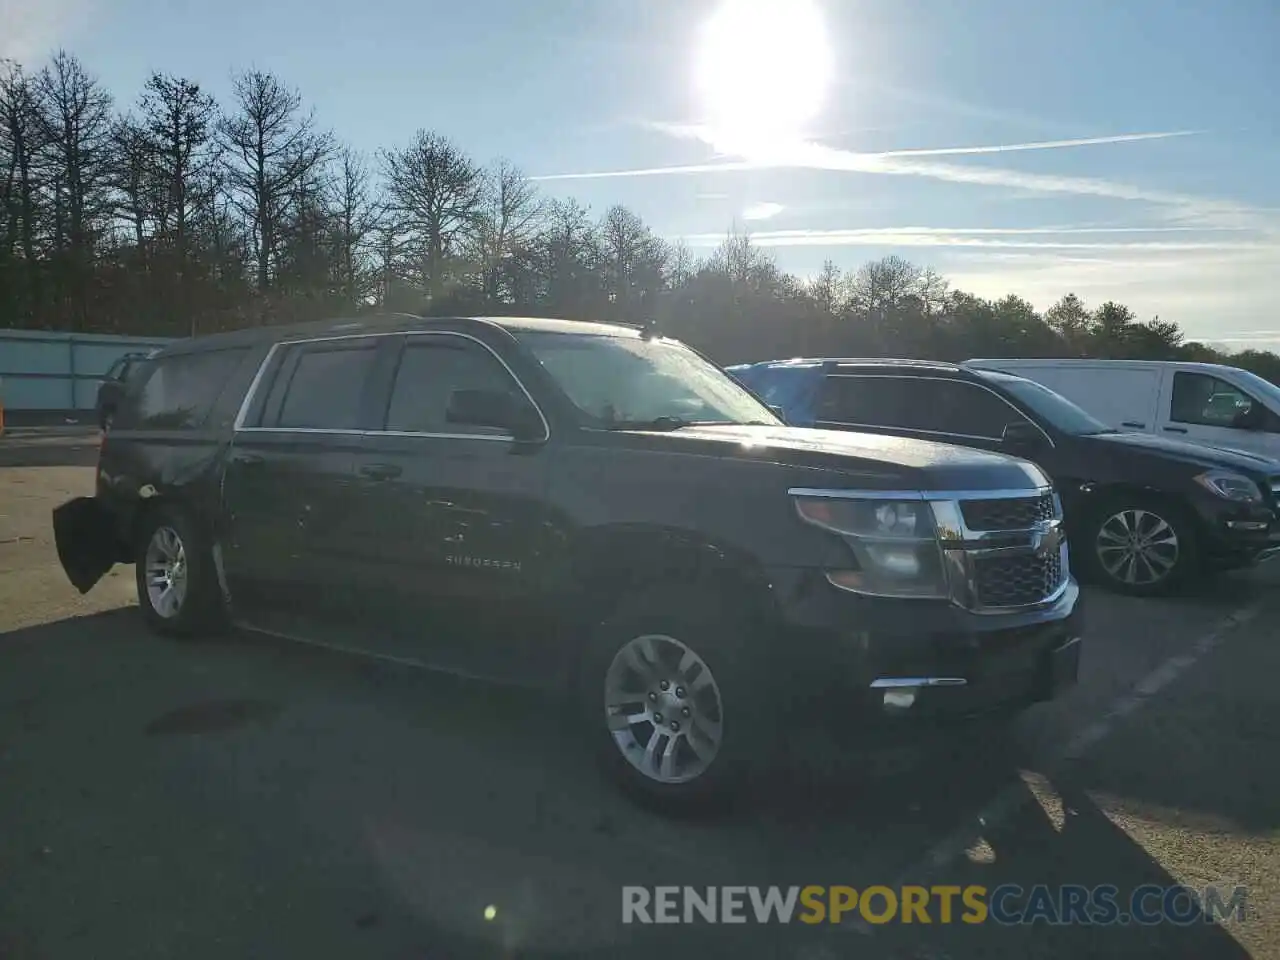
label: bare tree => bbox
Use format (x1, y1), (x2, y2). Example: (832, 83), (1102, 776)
(0, 62), (44, 319)
(109, 116), (156, 249)
(807, 259), (845, 316)
(380, 131), (483, 303)
(140, 73), (217, 259)
(599, 204), (667, 320)
(535, 198), (601, 314)
(470, 158), (542, 304)
(221, 70), (331, 295)
(34, 52), (114, 325)
(324, 145), (380, 305)
(665, 239), (695, 289)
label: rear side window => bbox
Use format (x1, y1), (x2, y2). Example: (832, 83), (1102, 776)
(383, 336), (529, 435)
(261, 342), (379, 430)
(118, 348), (248, 430)
(1171, 372), (1255, 427)
(819, 375), (1024, 440)
(817, 376), (917, 428)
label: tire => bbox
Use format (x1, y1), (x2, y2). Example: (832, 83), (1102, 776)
(578, 585), (771, 816)
(1077, 494), (1198, 597)
(134, 503), (226, 637)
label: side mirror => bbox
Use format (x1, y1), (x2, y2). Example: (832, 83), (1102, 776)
(769, 404), (787, 423)
(446, 389), (544, 441)
(1002, 420), (1044, 449)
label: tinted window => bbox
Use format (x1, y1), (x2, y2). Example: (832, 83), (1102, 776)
(268, 343), (379, 430)
(1171, 372), (1255, 427)
(819, 375), (1024, 439)
(911, 380), (1024, 439)
(383, 336), (530, 434)
(119, 348), (248, 430)
(817, 376), (917, 428)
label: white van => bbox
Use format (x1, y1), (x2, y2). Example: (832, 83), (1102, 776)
(963, 358), (1280, 459)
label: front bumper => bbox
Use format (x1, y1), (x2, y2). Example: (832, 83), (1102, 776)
(1189, 493), (1280, 566)
(765, 567), (1083, 733)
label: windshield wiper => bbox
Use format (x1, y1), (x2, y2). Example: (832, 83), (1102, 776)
(604, 417), (737, 431)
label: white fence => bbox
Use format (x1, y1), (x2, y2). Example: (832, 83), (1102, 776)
(0, 329), (175, 412)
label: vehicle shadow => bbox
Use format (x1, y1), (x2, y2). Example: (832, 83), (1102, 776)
(874, 768), (1256, 960)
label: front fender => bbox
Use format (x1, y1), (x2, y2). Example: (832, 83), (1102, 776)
(570, 522), (780, 622)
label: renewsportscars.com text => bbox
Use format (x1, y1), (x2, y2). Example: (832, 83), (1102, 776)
(622, 884), (1248, 926)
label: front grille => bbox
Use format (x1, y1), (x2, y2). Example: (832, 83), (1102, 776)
(961, 493), (1055, 531)
(974, 551), (1064, 608)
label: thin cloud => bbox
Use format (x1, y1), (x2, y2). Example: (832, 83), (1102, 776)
(0, 0), (88, 59)
(532, 127), (1266, 231)
(533, 129), (1196, 180)
(678, 226), (1273, 252)
(742, 202), (784, 221)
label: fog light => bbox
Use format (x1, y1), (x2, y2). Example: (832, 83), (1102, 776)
(883, 689), (918, 710)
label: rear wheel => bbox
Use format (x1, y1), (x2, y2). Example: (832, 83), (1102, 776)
(1080, 496), (1197, 596)
(135, 505), (226, 637)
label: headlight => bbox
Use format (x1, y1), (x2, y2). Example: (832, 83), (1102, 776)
(1193, 470), (1263, 503)
(793, 496), (947, 599)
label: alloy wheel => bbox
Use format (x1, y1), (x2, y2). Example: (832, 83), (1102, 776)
(145, 525), (188, 619)
(603, 633), (725, 784)
(1095, 508), (1180, 587)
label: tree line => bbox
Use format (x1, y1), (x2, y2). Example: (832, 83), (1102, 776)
(3, 51), (1277, 382)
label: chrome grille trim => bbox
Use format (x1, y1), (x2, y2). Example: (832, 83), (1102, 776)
(931, 489), (1070, 614)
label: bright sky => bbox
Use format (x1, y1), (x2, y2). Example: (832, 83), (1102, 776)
(8, 0), (1279, 348)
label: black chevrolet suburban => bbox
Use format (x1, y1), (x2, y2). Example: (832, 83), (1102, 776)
(55, 316), (1083, 811)
(730, 358), (1280, 596)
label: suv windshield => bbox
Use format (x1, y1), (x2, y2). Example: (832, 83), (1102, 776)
(975, 370), (1114, 436)
(517, 331), (781, 428)
(1233, 368), (1280, 410)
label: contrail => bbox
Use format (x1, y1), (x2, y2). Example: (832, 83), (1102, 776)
(530, 130), (1197, 181)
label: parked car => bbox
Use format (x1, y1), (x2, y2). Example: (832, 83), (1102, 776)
(728, 358), (1280, 596)
(54, 317), (1082, 812)
(95, 350), (155, 429)
(963, 358), (1280, 461)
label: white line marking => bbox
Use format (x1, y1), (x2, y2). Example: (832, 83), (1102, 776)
(845, 599), (1264, 936)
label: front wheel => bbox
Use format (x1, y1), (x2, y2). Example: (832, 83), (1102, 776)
(1080, 498), (1197, 596)
(580, 588), (768, 815)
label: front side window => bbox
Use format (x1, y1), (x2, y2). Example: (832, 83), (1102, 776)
(516, 331), (779, 428)
(908, 379), (1022, 439)
(383, 337), (532, 434)
(120, 347), (248, 430)
(265, 343), (379, 430)
(1171, 372), (1255, 427)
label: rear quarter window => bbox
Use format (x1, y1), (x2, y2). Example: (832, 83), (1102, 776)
(115, 347), (250, 430)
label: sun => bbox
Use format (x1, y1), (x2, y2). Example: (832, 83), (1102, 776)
(694, 0), (835, 150)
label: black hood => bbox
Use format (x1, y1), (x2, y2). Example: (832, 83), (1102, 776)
(610, 424), (1049, 493)
(1084, 431), (1280, 477)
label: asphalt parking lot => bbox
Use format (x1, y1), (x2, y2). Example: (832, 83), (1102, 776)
(2, 435), (1277, 959)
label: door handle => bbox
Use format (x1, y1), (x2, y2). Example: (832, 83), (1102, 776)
(1121, 421), (1145, 429)
(232, 452), (264, 467)
(1163, 426), (1188, 434)
(359, 463), (402, 481)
